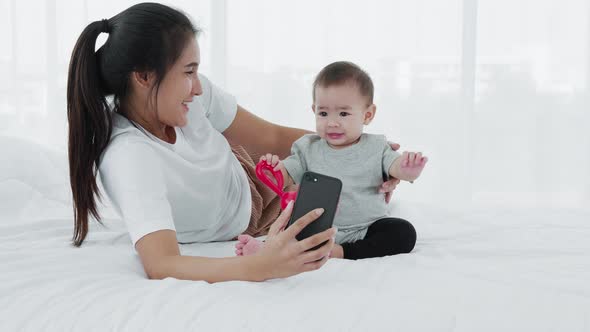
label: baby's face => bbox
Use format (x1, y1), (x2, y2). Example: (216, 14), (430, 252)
(313, 83), (374, 149)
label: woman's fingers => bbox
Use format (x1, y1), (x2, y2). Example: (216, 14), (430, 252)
(297, 227), (336, 253)
(302, 255), (329, 272)
(282, 208), (324, 240)
(379, 177), (400, 193)
(388, 142), (401, 151)
(384, 191), (392, 204)
(268, 201), (294, 237)
(299, 236), (335, 262)
(382, 177), (400, 203)
(261, 209), (336, 279)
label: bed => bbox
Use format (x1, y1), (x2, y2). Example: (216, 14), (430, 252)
(1, 136), (589, 331)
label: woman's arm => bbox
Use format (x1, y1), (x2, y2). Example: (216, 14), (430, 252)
(135, 204), (336, 283)
(135, 230), (264, 282)
(222, 105), (312, 159)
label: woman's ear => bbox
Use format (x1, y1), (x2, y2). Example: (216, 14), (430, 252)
(131, 71), (155, 90)
(363, 104), (377, 125)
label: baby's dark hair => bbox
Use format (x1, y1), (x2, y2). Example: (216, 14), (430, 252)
(312, 61), (374, 105)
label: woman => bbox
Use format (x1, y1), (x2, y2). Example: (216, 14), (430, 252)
(67, 3), (400, 283)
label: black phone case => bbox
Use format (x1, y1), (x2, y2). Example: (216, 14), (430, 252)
(287, 171), (342, 246)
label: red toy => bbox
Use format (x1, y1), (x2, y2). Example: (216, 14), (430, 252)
(255, 161), (297, 210)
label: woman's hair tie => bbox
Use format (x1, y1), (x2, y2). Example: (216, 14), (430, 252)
(101, 19), (110, 33)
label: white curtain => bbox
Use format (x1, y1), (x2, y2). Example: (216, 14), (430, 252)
(1, 0), (588, 210)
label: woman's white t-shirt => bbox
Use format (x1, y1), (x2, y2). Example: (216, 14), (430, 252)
(98, 74), (252, 247)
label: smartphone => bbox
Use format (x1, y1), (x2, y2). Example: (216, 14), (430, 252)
(287, 171), (342, 249)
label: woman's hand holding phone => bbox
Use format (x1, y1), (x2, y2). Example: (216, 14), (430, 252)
(254, 201), (337, 281)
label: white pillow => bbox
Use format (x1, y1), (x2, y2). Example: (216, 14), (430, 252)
(0, 135), (71, 222)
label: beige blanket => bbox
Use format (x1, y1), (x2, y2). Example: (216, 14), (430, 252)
(230, 145), (295, 238)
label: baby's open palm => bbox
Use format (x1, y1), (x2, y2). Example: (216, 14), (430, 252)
(399, 151), (428, 181)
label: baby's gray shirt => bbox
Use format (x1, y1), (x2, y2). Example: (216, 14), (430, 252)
(282, 134), (401, 244)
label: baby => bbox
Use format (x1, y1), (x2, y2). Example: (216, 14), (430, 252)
(236, 61), (427, 259)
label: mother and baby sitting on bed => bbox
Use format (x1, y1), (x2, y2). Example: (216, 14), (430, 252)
(67, 3), (427, 283)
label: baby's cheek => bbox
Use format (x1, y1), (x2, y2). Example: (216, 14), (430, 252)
(315, 123), (324, 135)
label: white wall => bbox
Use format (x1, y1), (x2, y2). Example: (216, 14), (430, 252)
(1, 0), (589, 210)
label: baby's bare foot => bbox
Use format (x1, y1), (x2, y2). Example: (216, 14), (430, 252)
(235, 234), (264, 256)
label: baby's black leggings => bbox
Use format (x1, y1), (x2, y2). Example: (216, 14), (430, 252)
(341, 218), (417, 260)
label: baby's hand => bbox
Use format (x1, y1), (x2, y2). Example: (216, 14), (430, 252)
(398, 151), (428, 181)
(260, 154), (283, 172)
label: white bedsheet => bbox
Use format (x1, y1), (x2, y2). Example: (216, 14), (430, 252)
(1, 136), (590, 331)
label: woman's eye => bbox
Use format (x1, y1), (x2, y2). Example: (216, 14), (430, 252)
(186, 71), (194, 75)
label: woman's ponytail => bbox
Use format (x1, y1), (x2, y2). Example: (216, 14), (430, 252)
(67, 20), (112, 246)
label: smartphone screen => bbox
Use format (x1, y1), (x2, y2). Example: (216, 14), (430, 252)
(287, 171), (342, 246)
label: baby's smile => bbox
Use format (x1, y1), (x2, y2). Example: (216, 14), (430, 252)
(327, 133), (345, 139)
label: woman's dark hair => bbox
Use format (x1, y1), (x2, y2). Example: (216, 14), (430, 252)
(67, 2), (199, 246)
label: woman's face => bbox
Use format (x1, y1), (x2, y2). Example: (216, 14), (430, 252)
(155, 37), (202, 127)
